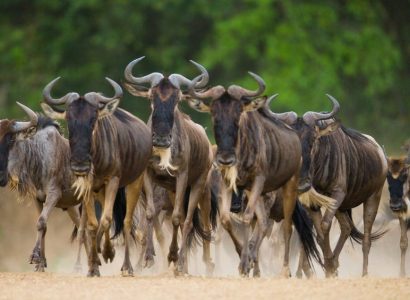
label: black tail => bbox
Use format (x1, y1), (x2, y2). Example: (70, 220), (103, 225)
(210, 188), (219, 230)
(70, 225), (78, 243)
(292, 200), (324, 269)
(347, 209), (387, 244)
(184, 186), (212, 249)
(95, 201), (102, 221)
(112, 187), (127, 239)
(407, 218), (410, 231)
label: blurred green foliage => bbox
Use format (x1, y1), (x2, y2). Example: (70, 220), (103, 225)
(0, 0), (408, 153)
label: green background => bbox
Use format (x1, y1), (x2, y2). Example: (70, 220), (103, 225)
(0, 0), (408, 153)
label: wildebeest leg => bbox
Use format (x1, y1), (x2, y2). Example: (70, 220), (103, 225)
(167, 191), (180, 266)
(399, 216), (408, 277)
(332, 211), (353, 271)
(153, 215), (167, 259)
(296, 246), (314, 279)
(143, 173), (157, 268)
(249, 200), (268, 278)
(199, 187), (215, 275)
(96, 176), (120, 250)
(66, 205), (84, 273)
(308, 209), (324, 248)
(239, 175), (265, 277)
(280, 176), (298, 278)
(84, 196), (101, 277)
(219, 183), (243, 256)
(120, 175), (144, 276)
(30, 186), (61, 272)
(320, 190), (344, 277)
(362, 189), (382, 277)
(176, 171), (208, 274)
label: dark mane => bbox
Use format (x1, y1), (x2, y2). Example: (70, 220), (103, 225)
(36, 114), (61, 132)
(340, 125), (374, 145)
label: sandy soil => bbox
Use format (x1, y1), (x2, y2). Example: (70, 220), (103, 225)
(0, 272), (409, 300)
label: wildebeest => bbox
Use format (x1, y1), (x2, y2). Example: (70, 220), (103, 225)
(0, 102), (88, 272)
(386, 155), (410, 277)
(268, 94), (388, 277)
(41, 77), (151, 276)
(123, 57), (216, 274)
(185, 72), (316, 277)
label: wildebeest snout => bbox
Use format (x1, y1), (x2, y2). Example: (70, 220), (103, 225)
(216, 152), (236, 166)
(70, 158), (91, 175)
(297, 178), (312, 193)
(152, 133), (172, 148)
(390, 196), (407, 212)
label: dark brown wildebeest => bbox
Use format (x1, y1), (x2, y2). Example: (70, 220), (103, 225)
(185, 72), (319, 277)
(123, 57), (217, 275)
(386, 155), (410, 277)
(268, 94), (388, 277)
(41, 78), (151, 276)
(0, 102), (89, 272)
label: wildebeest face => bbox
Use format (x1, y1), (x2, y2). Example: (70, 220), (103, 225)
(0, 121), (13, 186)
(294, 118), (340, 193)
(387, 157), (409, 212)
(211, 93), (243, 166)
(150, 79), (180, 148)
(66, 98), (98, 175)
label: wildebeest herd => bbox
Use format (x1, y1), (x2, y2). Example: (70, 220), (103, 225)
(0, 57), (409, 278)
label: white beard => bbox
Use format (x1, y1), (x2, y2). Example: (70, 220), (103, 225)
(153, 147), (178, 176)
(221, 165), (238, 193)
(299, 186), (337, 210)
(72, 168), (94, 201)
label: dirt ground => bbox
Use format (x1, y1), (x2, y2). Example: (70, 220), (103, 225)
(1, 186), (410, 299)
(0, 272), (409, 300)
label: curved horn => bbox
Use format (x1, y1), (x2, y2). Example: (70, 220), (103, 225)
(43, 77), (77, 106)
(262, 94), (298, 125)
(169, 60), (209, 89)
(11, 102), (39, 132)
(96, 77), (124, 104)
(303, 94), (340, 124)
(187, 75), (225, 100)
(227, 71), (266, 99)
(124, 56), (164, 87)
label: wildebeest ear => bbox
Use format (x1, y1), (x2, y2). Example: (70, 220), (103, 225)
(122, 81), (150, 98)
(315, 120), (340, 137)
(242, 96), (267, 112)
(41, 102), (66, 120)
(186, 98), (211, 113)
(99, 98), (120, 118)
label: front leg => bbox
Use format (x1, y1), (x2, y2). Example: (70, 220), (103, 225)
(66, 205), (84, 273)
(239, 175), (265, 277)
(399, 216), (408, 277)
(96, 176), (120, 250)
(84, 196), (101, 277)
(30, 186), (61, 272)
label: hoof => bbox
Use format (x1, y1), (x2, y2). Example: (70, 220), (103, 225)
(238, 261), (251, 277)
(34, 262), (46, 272)
(279, 266), (291, 278)
(144, 255), (155, 269)
(29, 248), (42, 265)
(121, 268), (134, 277)
(102, 246), (115, 264)
(252, 268), (261, 278)
(87, 267), (100, 277)
(167, 251), (178, 265)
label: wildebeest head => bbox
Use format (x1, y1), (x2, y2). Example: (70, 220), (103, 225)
(0, 103), (38, 186)
(186, 72), (266, 167)
(269, 95), (340, 193)
(123, 56), (208, 148)
(41, 77), (122, 176)
(387, 156), (409, 212)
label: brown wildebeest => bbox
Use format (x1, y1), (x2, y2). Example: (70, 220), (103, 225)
(386, 155), (410, 277)
(185, 72), (318, 277)
(268, 94), (388, 277)
(0, 102), (89, 272)
(123, 57), (217, 275)
(41, 78), (151, 276)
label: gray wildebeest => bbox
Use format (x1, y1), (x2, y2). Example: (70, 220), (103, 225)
(386, 153), (410, 277)
(0, 102), (88, 272)
(185, 72), (320, 277)
(41, 77), (151, 276)
(123, 57), (216, 275)
(268, 94), (388, 277)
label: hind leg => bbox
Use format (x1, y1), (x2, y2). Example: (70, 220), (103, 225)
(66, 205), (84, 273)
(362, 188), (382, 277)
(399, 216), (408, 277)
(120, 175), (143, 276)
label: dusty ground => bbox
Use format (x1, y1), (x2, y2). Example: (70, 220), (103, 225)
(1, 186), (410, 299)
(0, 273), (409, 300)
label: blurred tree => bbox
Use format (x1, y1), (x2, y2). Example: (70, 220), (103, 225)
(0, 0), (408, 152)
